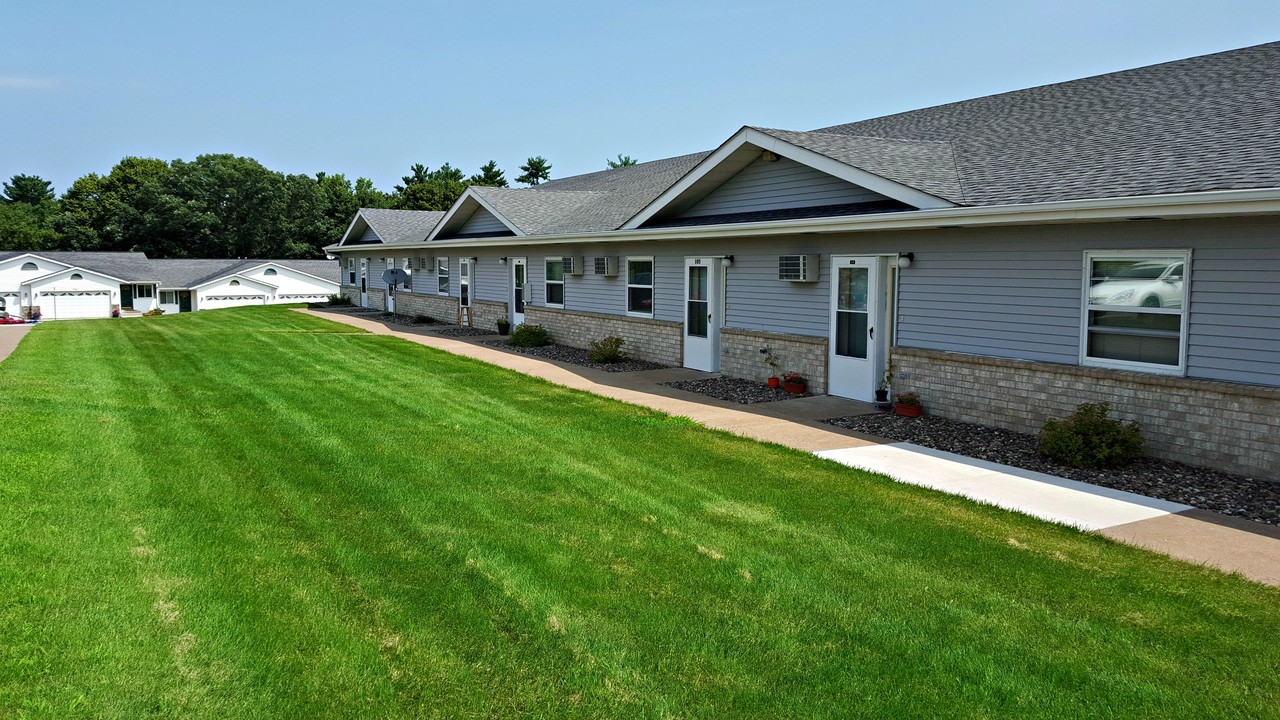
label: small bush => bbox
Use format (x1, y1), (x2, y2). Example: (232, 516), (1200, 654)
(142, 308), (165, 317)
(508, 323), (550, 347)
(587, 336), (628, 363)
(327, 293), (353, 306)
(1039, 402), (1144, 469)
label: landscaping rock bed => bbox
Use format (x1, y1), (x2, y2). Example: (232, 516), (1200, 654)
(482, 342), (668, 372)
(431, 326), (496, 337)
(377, 313), (445, 327)
(822, 413), (1280, 527)
(662, 375), (802, 404)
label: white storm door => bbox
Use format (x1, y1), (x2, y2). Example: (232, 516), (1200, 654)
(359, 259), (368, 306)
(511, 258), (527, 325)
(683, 257), (722, 371)
(829, 256), (881, 400)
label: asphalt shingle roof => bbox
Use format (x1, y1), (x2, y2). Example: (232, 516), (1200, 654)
(0, 251), (158, 281)
(811, 41), (1280, 205)
(359, 209), (446, 244)
(393, 43), (1280, 239)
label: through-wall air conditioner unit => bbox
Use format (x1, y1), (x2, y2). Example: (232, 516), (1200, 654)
(419, 256), (434, 271)
(563, 256), (585, 276)
(594, 256), (620, 277)
(778, 254), (819, 282)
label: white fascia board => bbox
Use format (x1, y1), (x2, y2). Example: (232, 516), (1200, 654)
(401, 188), (1280, 250)
(27, 265), (134, 285)
(337, 213), (374, 247)
(746, 129), (955, 210)
(621, 127), (953, 230)
(236, 262), (339, 286)
(426, 189), (525, 241)
(191, 273), (278, 291)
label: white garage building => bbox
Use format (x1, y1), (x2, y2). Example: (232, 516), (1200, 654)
(0, 251), (338, 320)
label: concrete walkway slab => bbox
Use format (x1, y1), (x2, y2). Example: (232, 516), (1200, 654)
(0, 324), (33, 363)
(816, 443), (1191, 531)
(299, 308), (1280, 586)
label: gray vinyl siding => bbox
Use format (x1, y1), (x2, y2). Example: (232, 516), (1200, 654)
(457, 208), (511, 236)
(680, 155), (886, 218)
(359, 227), (380, 243)
(405, 216), (1280, 388)
(891, 217), (1280, 387)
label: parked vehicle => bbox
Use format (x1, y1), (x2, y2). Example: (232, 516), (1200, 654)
(1088, 260), (1184, 308)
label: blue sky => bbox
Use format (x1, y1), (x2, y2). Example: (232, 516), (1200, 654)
(3, 1), (1278, 195)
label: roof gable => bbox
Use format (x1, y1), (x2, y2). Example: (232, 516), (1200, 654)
(338, 208), (445, 246)
(675, 153), (895, 220)
(623, 127), (955, 229)
(430, 190), (524, 240)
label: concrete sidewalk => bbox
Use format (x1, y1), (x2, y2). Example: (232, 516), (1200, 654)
(0, 324), (32, 363)
(302, 308), (1280, 586)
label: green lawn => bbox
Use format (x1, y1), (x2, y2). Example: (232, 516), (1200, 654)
(1, 306), (1277, 719)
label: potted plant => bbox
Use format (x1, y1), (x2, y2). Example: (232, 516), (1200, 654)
(781, 371), (807, 394)
(760, 348), (781, 388)
(875, 358), (896, 404)
(893, 392), (923, 417)
(496, 317), (511, 336)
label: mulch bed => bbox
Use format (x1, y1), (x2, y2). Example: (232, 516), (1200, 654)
(822, 413), (1280, 527)
(482, 342), (668, 373)
(431, 326), (497, 337)
(661, 375), (803, 404)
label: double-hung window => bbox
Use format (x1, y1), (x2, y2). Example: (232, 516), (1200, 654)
(545, 257), (565, 307)
(1082, 250), (1190, 374)
(347, 258), (356, 284)
(459, 258), (471, 307)
(626, 257), (654, 316)
(437, 256), (450, 295)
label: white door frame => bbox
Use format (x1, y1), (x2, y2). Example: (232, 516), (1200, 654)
(682, 257), (724, 371)
(359, 258), (368, 307)
(510, 257), (527, 326)
(828, 255), (886, 401)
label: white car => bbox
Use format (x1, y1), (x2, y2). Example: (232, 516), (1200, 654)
(1089, 260), (1184, 308)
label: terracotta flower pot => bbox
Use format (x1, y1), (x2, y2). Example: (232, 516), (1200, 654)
(782, 381), (806, 394)
(767, 377), (780, 388)
(894, 402), (923, 417)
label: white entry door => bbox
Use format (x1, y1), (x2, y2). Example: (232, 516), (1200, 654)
(510, 258), (527, 325)
(359, 259), (368, 307)
(683, 257), (723, 371)
(829, 256), (883, 400)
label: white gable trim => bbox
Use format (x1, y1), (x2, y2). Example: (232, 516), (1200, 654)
(191, 273), (278, 291)
(23, 265), (137, 286)
(336, 213), (374, 246)
(235, 262), (338, 287)
(622, 127), (954, 229)
(426, 188), (526, 241)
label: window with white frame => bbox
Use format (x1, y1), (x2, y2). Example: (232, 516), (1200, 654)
(459, 258), (472, 307)
(160, 291), (177, 304)
(626, 257), (654, 316)
(136, 284), (155, 298)
(347, 257), (356, 284)
(1082, 250), (1190, 373)
(437, 256), (450, 295)
(545, 257), (565, 307)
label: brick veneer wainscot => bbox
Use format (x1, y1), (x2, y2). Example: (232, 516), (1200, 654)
(524, 306), (683, 366)
(893, 347), (1280, 481)
(721, 328), (829, 395)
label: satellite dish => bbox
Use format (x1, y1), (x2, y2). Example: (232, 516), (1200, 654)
(382, 268), (410, 285)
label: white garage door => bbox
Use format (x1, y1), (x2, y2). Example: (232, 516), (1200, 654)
(40, 291), (111, 320)
(201, 294), (267, 310)
(0, 294), (18, 317)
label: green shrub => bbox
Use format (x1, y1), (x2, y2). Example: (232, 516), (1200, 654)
(142, 307), (165, 317)
(508, 323), (550, 347)
(1039, 402), (1144, 469)
(587, 336), (628, 363)
(327, 293), (353, 306)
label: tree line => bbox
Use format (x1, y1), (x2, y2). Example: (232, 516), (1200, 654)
(0, 155), (565, 259)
